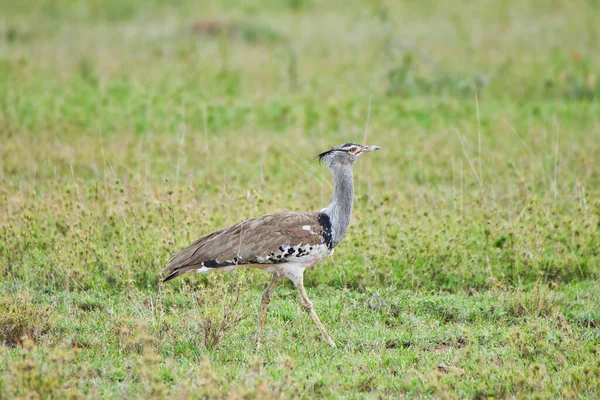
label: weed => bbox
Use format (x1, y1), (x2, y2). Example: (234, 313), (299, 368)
(193, 279), (247, 350)
(2, 338), (84, 399)
(0, 295), (54, 347)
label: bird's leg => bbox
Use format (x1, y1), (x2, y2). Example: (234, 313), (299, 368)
(256, 273), (283, 350)
(294, 279), (336, 347)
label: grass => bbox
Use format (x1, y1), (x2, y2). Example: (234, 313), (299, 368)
(1, 0), (600, 397)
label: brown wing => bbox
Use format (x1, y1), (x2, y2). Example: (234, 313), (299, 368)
(162, 211), (331, 281)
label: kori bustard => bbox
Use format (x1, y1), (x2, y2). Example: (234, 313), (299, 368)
(162, 143), (380, 348)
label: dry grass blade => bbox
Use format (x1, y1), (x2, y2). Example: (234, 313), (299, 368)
(437, 363), (466, 375)
(196, 285), (246, 350)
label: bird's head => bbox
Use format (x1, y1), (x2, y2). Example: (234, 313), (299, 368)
(317, 143), (380, 169)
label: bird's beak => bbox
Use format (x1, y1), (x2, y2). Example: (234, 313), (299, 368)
(361, 145), (381, 153)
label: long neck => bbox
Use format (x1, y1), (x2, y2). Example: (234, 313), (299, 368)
(323, 165), (354, 248)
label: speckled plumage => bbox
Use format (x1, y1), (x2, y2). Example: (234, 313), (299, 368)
(162, 211), (333, 282)
(162, 142), (380, 348)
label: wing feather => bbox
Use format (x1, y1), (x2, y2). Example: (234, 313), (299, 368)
(162, 211), (330, 281)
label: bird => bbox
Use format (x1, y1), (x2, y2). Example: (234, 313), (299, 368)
(162, 142), (380, 348)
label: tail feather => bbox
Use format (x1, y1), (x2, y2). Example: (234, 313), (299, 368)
(162, 268), (186, 282)
(161, 262), (200, 282)
(161, 250), (199, 282)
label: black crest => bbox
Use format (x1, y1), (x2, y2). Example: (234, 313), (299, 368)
(316, 143), (359, 163)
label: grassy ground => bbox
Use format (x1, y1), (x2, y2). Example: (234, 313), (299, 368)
(1, 0), (600, 398)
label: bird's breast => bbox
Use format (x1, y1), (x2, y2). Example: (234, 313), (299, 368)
(257, 243), (333, 267)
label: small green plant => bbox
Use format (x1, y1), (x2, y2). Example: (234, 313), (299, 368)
(194, 280), (247, 350)
(2, 338), (83, 399)
(0, 295), (53, 347)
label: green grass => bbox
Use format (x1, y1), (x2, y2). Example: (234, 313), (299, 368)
(1, 0), (600, 397)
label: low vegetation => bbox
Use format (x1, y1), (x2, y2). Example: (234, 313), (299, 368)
(1, 0), (599, 397)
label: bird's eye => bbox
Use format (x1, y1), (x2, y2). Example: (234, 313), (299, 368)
(349, 146), (358, 154)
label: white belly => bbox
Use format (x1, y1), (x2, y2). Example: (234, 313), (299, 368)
(264, 244), (333, 284)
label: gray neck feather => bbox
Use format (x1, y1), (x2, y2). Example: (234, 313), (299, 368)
(324, 164), (354, 248)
